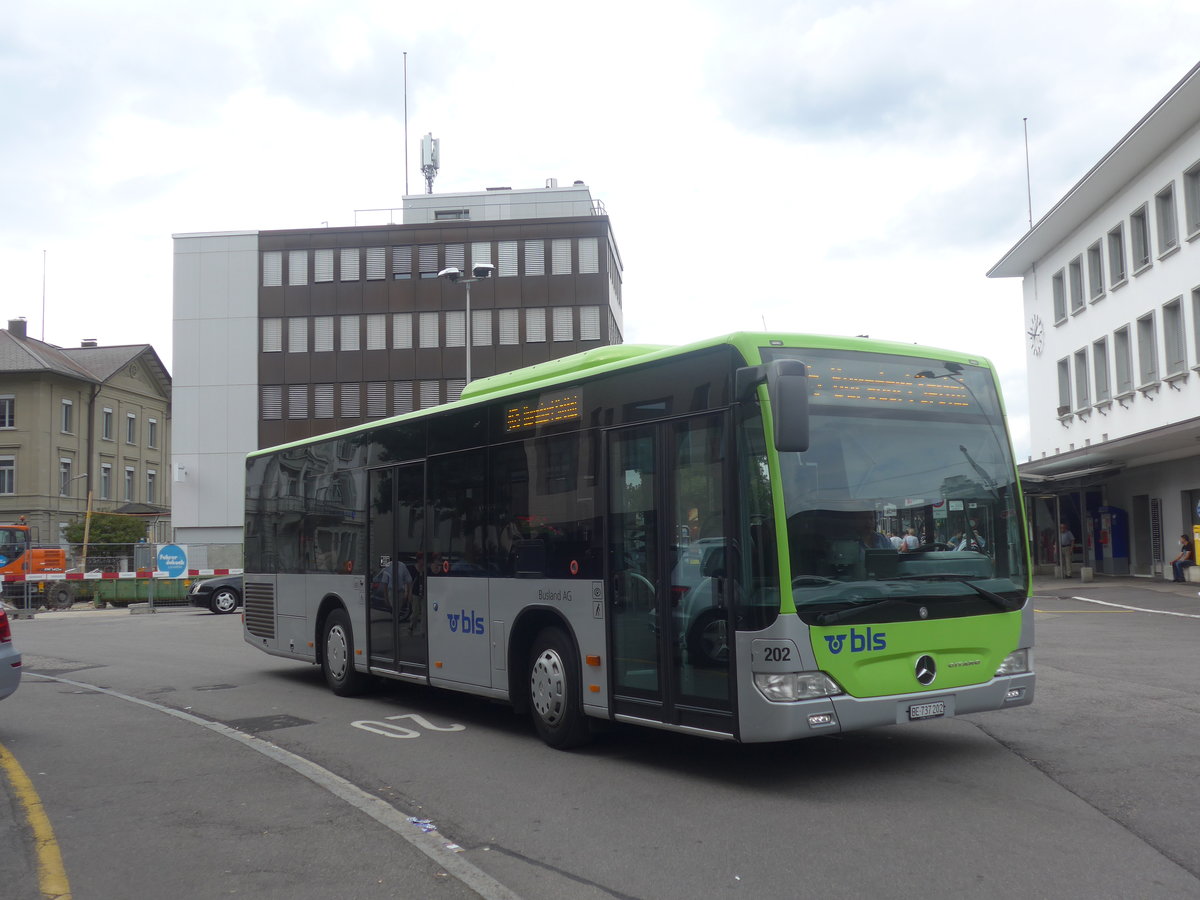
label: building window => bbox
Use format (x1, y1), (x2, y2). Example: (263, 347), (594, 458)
(580, 306), (601, 341)
(498, 309), (519, 345)
(445, 244), (464, 270)
(1073, 349), (1089, 410)
(551, 239), (571, 275)
(288, 318), (308, 353)
(553, 306), (573, 341)
(101, 407), (112, 440)
(59, 458), (74, 496)
(314, 384), (335, 419)
(526, 308), (547, 342)
(288, 385), (308, 419)
(146, 470), (156, 505)
(448, 379), (466, 402)
(1086, 241), (1104, 301)
(419, 381), (440, 409)
(148, 418), (158, 449)
(579, 237), (599, 274)
(1068, 256), (1084, 313)
(498, 241), (518, 277)
(419, 312), (439, 348)
(1184, 161), (1200, 238)
(367, 382), (387, 418)
(472, 309), (492, 347)
(471, 242), (492, 269)
(0, 457), (13, 495)
(1163, 297), (1186, 376)
(61, 398), (73, 434)
(340, 384), (360, 418)
(262, 318), (282, 353)
(418, 245), (439, 278)
(392, 246), (412, 279)
(365, 247), (386, 280)
(393, 313), (413, 350)
(1155, 182), (1178, 255)
(1107, 224), (1127, 286)
(1130, 204), (1151, 272)
(288, 250), (307, 286)
(1093, 337), (1110, 403)
(262, 251), (282, 287)
(366, 314), (387, 351)
(445, 311), (466, 348)
(1056, 358), (1071, 415)
(1136, 312), (1159, 386)
(525, 240), (545, 276)
(126, 413), (136, 444)
(1114, 326), (1133, 395)
(1051, 269), (1066, 322)
(124, 466), (134, 502)
(100, 463), (111, 500)
(394, 381), (414, 415)
(0, 396), (12, 429)
(1193, 288), (1200, 365)
(340, 248), (360, 281)
(435, 209), (469, 221)
(314, 316), (334, 352)
(340, 315), (360, 352)
(261, 386), (282, 420)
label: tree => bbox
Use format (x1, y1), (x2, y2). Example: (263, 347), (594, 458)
(64, 513), (147, 555)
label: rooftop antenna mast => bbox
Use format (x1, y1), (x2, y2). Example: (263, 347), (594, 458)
(421, 133), (440, 194)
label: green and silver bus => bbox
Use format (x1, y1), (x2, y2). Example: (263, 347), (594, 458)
(243, 333), (1034, 748)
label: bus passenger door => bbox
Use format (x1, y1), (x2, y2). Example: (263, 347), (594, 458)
(608, 414), (733, 733)
(367, 463), (427, 674)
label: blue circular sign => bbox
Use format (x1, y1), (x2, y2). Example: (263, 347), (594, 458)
(156, 544), (188, 578)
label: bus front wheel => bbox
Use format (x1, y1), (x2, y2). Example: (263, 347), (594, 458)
(528, 627), (591, 749)
(322, 608), (367, 696)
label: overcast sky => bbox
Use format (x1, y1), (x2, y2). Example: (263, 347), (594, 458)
(4, 0), (1200, 458)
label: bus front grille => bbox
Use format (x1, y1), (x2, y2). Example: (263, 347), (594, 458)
(244, 581), (276, 639)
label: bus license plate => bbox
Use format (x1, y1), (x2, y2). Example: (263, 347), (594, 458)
(908, 701), (946, 720)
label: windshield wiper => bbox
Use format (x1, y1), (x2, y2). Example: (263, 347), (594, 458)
(815, 597), (915, 626)
(888, 573), (1015, 611)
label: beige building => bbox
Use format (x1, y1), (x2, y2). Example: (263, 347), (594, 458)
(0, 317), (172, 546)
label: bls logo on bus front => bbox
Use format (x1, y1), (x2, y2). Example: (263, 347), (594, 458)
(448, 610), (485, 635)
(823, 627), (886, 655)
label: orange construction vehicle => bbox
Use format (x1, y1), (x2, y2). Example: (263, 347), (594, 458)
(0, 518), (75, 609)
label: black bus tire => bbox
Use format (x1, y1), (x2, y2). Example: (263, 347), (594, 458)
(321, 608), (368, 696)
(528, 627), (591, 750)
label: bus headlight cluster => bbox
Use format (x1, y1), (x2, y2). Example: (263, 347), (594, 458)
(753, 671), (842, 702)
(995, 649), (1030, 676)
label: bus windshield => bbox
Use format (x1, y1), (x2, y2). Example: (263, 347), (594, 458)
(763, 347), (1027, 624)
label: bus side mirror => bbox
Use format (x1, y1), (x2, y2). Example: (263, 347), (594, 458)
(736, 360), (810, 452)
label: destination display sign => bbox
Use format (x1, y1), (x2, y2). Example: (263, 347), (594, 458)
(504, 391), (582, 432)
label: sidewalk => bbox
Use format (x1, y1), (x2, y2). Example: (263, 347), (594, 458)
(1032, 572), (1200, 599)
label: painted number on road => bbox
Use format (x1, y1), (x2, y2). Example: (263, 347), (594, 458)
(351, 713), (466, 739)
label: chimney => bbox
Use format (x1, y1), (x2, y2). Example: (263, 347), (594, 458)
(8, 318), (27, 339)
(81, 338), (98, 348)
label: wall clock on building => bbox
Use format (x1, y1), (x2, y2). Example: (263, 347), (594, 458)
(1026, 314), (1044, 356)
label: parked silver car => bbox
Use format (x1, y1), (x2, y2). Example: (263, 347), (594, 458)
(0, 606), (22, 701)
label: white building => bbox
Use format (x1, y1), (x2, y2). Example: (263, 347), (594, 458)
(989, 62), (1200, 578)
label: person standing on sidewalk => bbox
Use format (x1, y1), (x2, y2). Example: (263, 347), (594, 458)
(1170, 534), (1195, 583)
(1059, 522), (1075, 577)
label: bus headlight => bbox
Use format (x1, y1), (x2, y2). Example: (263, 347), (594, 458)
(995, 649), (1030, 676)
(753, 671), (842, 702)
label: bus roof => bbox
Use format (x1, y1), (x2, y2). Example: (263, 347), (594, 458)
(248, 331), (996, 459)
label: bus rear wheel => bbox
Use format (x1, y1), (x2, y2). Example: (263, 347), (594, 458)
(528, 627), (591, 749)
(322, 608), (367, 696)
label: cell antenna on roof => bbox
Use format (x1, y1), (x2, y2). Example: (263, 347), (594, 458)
(421, 133), (440, 194)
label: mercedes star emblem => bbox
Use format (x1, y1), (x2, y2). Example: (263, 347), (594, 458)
(915, 655), (937, 686)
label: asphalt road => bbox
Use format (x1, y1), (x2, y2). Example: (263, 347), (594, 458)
(1, 579), (1197, 899)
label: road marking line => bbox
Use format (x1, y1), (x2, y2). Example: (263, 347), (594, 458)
(0, 741), (72, 900)
(1034, 609), (1133, 613)
(28, 674), (520, 900)
(1070, 596), (1200, 619)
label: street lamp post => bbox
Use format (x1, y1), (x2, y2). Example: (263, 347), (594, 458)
(437, 264), (495, 385)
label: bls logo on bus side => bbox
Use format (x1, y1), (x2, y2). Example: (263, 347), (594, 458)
(447, 609), (485, 635)
(823, 627), (886, 655)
